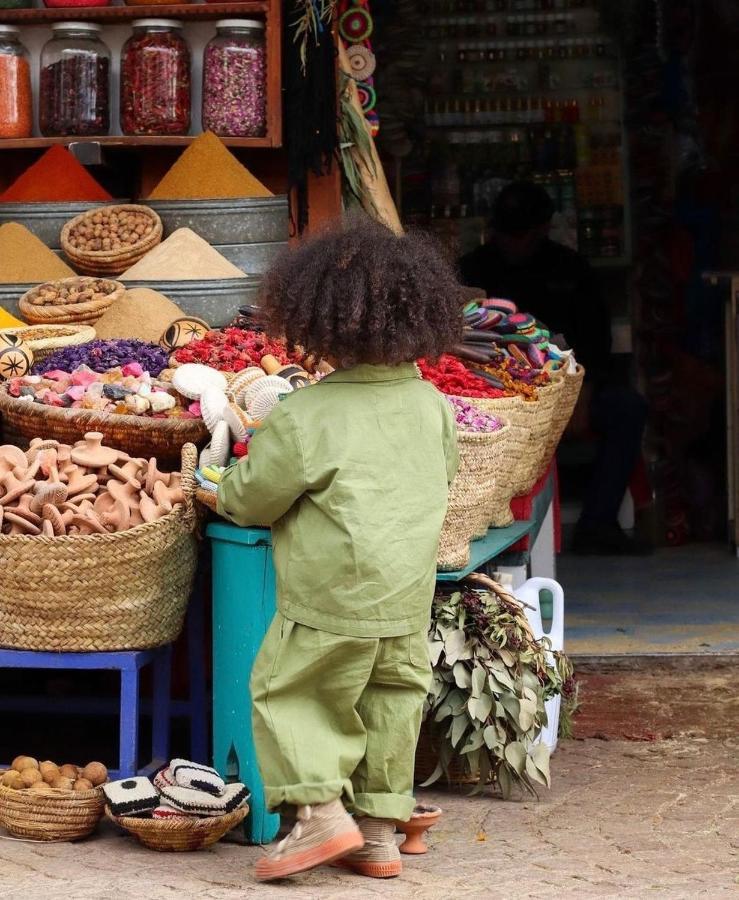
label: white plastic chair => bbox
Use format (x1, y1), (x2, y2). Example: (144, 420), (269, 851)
(513, 577), (565, 752)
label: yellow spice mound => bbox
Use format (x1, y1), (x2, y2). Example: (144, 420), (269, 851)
(147, 132), (273, 201)
(0, 223), (75, 284)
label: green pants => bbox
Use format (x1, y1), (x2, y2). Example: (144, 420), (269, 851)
(251, 613), (431, 822)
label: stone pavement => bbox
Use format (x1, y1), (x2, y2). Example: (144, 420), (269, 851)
(1, 664), (738, 899)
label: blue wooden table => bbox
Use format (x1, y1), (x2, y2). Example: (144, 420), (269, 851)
(207, 518), (534, 845)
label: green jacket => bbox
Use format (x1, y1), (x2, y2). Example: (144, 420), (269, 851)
(217, 363), (459, 637)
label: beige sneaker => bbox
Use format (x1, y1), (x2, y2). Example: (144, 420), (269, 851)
(334, 817), (402, 878)
(255, 799), (364, 882)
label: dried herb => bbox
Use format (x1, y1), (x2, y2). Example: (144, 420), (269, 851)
(424, 582), (574, 798)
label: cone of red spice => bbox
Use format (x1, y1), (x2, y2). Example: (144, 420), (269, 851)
(0, 146), (113, 203)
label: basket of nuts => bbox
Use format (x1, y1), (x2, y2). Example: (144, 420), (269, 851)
(0, 756), (107, 842)
(61, 205), (163, 277)
(19, 277), (125, 326)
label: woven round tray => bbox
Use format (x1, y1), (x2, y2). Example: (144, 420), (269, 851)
(0, 783), (105, 841)
(106, 806), (248, 851)
(0, 384), (208, 468)
(437, 421), (511, 572)
(0, 324), (96, 364)
(0, 444), (199, 652)
(18, 277), (125, 326)
(61, 205), (162, 277)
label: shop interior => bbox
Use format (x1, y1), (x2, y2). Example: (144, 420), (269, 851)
(371, 0), (739, 654)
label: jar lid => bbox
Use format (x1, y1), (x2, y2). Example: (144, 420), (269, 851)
(0, 24), (20, 35)
(215, 19), (265, 29)
(52, 21), (102, 33)
(131, 19), (183, 28)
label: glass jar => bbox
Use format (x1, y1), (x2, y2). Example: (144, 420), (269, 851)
(120, 20), (191, 136)
(202, 20), (266, 138)
(39, 23), (110, 136)
(0, 26), (31, 138)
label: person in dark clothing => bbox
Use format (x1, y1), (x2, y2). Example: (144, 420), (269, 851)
(459, 181), (650, 555)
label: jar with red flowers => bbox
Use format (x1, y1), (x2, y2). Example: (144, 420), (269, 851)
(120, 19), (191, 136)
(39, 23), (110, 136)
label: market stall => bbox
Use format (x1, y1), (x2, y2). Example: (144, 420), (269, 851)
(0, 0), (580, 853)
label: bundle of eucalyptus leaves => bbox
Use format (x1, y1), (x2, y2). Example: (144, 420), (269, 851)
(422, 580), (575, 798)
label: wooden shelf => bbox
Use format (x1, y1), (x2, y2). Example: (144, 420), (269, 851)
(0, 0), (283, 149)
(0, 134), (277, 149)
(0, 2), (269, 24)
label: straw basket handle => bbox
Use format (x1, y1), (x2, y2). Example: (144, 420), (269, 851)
(462, 572), (536, 612)
(179, 442), (198, 531)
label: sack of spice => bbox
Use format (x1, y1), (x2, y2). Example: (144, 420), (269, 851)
(0, 146), (113, 203)
(147, 131), (272, 201)
(0, 223), (75, 284)
(94, 288), (185, 344)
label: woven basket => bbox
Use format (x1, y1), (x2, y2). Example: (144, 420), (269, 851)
(0, 384), (208, 469)
(524, 375), (566, 487)
(0, 324), (96, 364)
(18, 277), (125, 326)
(459, 394), (532, 527)
(0, 444), (199, 652)
(0, 783), (105, 841)
(106, 806), (248, 852)
(543, 364), (585, 463)
(61, 205), (163, 277)
(437, 422), (511, 572)
(414, 722), (477, 786)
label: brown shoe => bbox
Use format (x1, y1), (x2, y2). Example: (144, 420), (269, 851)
(334, 817), (402, 878)
(255, 799), (364, 882)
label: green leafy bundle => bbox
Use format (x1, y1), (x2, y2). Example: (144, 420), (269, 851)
(423, 582), (572, 798)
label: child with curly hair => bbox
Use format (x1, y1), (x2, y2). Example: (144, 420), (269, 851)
(217, 216), (464, 882)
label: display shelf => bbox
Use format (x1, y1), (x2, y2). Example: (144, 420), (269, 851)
(0, 134), (276, 149)
(0, 0), (283, 148)
(0, 2), (268, 24)
(435, 520), (533, 582)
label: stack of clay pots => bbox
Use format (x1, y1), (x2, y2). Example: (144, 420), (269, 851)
(0, 431), (184, 536)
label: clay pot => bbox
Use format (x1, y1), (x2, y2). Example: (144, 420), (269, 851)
(64, 466), (99, 497)
(395, 805), (442, 855)
(31, 480), (68, 514)
(139, 492), (167, 524)
(42, 503), (67, 536)
(12, 494), (42, 526)
(4, 510), (41, 535)
(0, 472), (35, 506)
(100, 498), (131, 533)
(71, 432), (120, 468)
(108, 463), (142, 490)
(144, 458), (170, 495)
(0, 444), (29, 477)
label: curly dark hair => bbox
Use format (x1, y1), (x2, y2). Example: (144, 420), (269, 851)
(259, 215), (465, 367)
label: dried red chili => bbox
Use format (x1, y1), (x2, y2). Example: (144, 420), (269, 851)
(120, 21), (191, 136)
(417, 355), (509, 398)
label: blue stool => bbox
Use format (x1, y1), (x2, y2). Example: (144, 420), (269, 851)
(208, 522), (280, 846)
(0, 645), (172, 779)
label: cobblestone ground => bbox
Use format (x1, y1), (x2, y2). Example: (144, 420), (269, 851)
(1, 664), (737, 899)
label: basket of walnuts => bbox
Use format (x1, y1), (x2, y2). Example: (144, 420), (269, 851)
(18, 277), (125, 326)
(61, 204), (163, 277)
(0, 755), (108, 841)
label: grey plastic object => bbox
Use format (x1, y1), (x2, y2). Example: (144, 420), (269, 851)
(145, 196), (289, 246)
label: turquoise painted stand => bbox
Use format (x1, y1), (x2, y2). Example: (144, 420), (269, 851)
(208, 522), (281, 846)
(207, 518), (537, 845)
